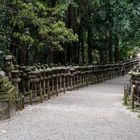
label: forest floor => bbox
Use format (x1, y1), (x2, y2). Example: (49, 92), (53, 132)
(0, 75), (140, 140)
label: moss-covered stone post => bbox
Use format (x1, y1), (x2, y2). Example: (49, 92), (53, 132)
(29, 67), (39, 102)
(4, 55), (14, 79)
(11, 69), (24, 110)
(70, 68), (74, 90)
(63, 68), (66, 93)
(0, 72), (18, 120)
(56, 68), (59, 96)
(11, 70), (21, 92)
(47, 68), (51, 99)
(59, 68), (63, 92)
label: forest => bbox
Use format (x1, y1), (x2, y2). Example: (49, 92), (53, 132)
(0, 0), (140, 66)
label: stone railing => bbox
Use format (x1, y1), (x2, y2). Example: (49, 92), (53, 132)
(6, 57), (139, 105)
(0, 56), (139, 120)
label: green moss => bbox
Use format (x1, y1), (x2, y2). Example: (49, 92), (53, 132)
(122, 96), (140, 118)
(0, 77), (18, 104)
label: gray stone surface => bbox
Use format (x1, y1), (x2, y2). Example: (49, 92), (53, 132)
(0, 70), (5, 77)
(0, 75), (140, 140)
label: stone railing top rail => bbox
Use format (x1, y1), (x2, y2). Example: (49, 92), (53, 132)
(2, 55), (138, 77)
(8, 60), (138, 77)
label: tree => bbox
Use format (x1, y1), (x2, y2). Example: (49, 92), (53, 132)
(0, 0), (140, 67)
(8, 0), (78, 65)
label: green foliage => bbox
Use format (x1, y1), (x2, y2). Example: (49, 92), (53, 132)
(2, 0), (78, 64)
(0, 0), (140, 65)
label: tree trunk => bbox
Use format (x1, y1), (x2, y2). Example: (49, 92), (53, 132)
(108, 44), (113, 63)
(106, 0), (114, 64)
(48, 47), (54, 65)
(87, 27), (93, 64)
(114, 33), (120, 62)
(48, 0), (56, 7)
(78, 24), (85, 64)
(19, 49), (27, 66)
(76, 43), (80, 64)
(99, 50), (103, 64)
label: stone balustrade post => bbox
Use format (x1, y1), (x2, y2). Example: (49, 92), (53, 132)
(19, 66), (27, 95)
(28, 67), (40, 103)
(75, 67), (79, 88)
(67, 67), (71, 90)
(47, 75), (50, 99)
(77, 69), (81, 88)
(24, 67), (32, 93)
(91, 67), (95, 84)
(74, 71), (77, 88)
(65, 73), (68, 90)
(79, 68), (82, 86)
(38, 71), (43, 103)
(56, 71), (59, 96)
(11, 69), (24, 110)
(40, 66), (46, 97)
(11, 70), (21, 92)
(63, 68), (67, 93)
(85, 69), (87, 85)
(55, 68), (59, 94)
(81, 69), (83, 86)
(70, 68), (74, 90)
(51, 71), (55, 95)
(43, 67), (47, 95)
(83, 70), (86, 86)
(47, 68), (52, 99)
(89, 67), (92, 84)
(60, 68), (63, 92)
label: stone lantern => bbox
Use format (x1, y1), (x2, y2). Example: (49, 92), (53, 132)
(0, 70), (18, 120)
(28, 67), (40, 103)
(4, 55), (14, 78)
(128, 65), (140, 108)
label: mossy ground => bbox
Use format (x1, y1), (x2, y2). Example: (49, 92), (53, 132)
(123, 98), (140, 118)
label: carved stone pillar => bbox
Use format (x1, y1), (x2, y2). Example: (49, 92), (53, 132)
(11, 70), (21, 92)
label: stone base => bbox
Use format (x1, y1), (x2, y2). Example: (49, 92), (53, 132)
(0, 101), (16, 121)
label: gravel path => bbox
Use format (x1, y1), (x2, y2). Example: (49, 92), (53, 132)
(0, 75), (140, 140)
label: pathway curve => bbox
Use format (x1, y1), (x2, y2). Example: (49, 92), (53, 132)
(0, 75), (140, 140)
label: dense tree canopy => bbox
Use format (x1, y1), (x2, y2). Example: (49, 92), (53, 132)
(0, 0), (140, 66)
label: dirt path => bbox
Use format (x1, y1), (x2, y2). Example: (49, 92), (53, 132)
(0, 75), (140, 140)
